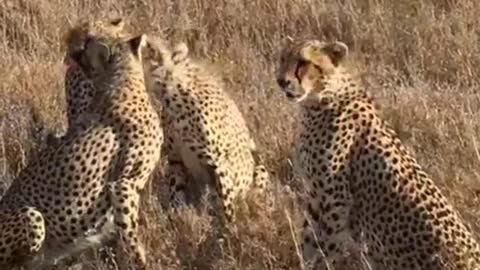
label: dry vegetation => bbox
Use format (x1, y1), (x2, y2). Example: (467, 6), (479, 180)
(1, 0), (480, 269)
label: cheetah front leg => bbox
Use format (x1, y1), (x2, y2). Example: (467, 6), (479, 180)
(209, 162), (243, 225)
(166, 160), (189, 209)
(176, 133), (238, 224)
(166, 155), (235, 224)
(301, 189), (353, 270)
(108, 180), (147, 270)
(252, 163), (274, 208)
(253, 164), (270, 193)
(161, 116), (192, 210)
(198, 159), (238, 223)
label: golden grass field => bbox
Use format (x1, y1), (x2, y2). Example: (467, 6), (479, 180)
(1, 0), (480, 269)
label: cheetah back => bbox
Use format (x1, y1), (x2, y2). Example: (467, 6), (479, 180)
(144, 40), (261, 221)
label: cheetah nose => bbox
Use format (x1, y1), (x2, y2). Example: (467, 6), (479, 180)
(277, 78), (290, 89)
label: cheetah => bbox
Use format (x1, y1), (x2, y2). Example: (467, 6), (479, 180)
(0, 31), (162, 270)
(141, 37), (270, 223)
(276, 39), (480, 270)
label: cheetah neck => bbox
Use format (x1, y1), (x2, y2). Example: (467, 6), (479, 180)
(298, 75), (375, 131)
(91, 64), (148, 110)
(300, 72), (368, 108)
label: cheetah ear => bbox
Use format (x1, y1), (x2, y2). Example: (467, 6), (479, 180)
(321, 41), (348, 66)
(128, 34), (147, 58)
(301, 41), (348, 67)
(142, 36), (171, 66)
(64, 24), (87, 54)
(172, 42), (188, 63)
(300, 42), (321, 62)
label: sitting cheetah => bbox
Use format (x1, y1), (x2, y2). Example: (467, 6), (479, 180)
(0, 31), (162, 270)
(276, 39), (480, 269)
(142, 37), (270, 222)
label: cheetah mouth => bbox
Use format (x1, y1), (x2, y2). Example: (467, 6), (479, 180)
(64, 49), (84, 68)
(284, 91), (302, 100)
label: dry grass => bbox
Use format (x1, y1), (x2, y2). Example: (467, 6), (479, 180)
(1, 0), (480, 269)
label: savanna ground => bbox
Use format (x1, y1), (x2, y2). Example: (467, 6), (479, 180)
(1, 0), (480, 269)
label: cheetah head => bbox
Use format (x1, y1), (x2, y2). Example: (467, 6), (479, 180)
(142, 37), (189, 70)
(69, 33), (147, 82)
(141, 36), (190, 92)
(64, 17), (127, 66)
(276, 39), (348, 102)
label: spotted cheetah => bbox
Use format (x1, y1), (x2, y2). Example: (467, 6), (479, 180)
(0, 31), (162, 270)
(142, 37), (270, 223)
(276, 39), (480, 270)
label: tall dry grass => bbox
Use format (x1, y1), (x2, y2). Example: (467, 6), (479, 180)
(1, 0), (480, 269)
